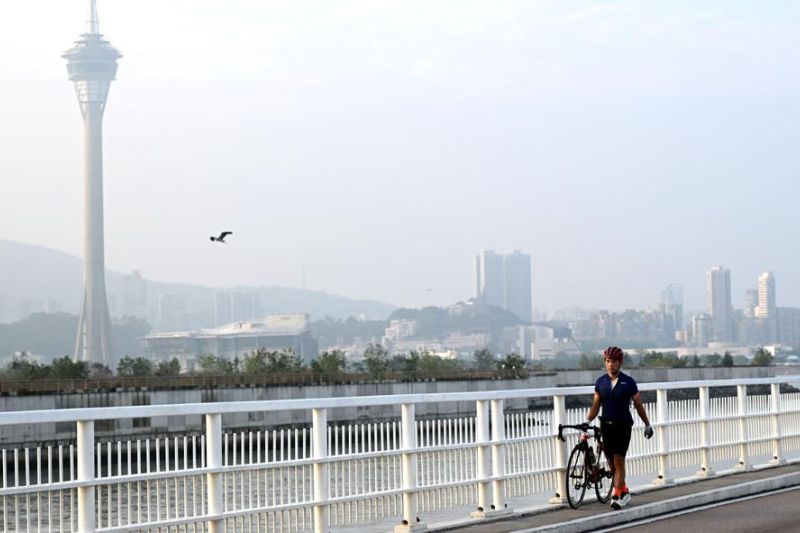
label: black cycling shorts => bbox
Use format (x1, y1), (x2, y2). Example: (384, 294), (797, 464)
(601, 421), (632, 457)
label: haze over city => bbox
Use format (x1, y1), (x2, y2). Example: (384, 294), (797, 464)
(2, 0), (799, 312)
(1, 6), (800, 531)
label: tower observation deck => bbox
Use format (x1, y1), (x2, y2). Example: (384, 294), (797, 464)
(62, 0), (121, 365)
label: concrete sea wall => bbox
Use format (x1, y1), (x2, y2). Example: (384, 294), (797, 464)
(0, 367), (774, 447)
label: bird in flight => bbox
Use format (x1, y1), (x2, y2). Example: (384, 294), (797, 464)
(210, 231), (233, 243)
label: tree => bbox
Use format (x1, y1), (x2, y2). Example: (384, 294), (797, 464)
(704, 353), (722, 367)
(688, 355), (701, 368)
(197, 354), (238, 375)
(266, 349), (304, 372)
(641, 351), (685, 368)
(89, 363), (113, 378)
(50, 356), (89, 379)
(242, 348), (304, 374)
(241, 349), (269, 374)
(579, 353), (603, 370)
(117, 356), (154, 377)
(751, 348), (774, 366)
(310, 350), (347, 373)
(472, 348), (496, 370)
(3, 352), (49, 380)
(154, 358), (181, 377)
(496, 352), (527, 371)
(418, 353), (462, 373)
(363, 343), (391, 374)
(391, 351), (421, 372)
(721, 351), (734, 367)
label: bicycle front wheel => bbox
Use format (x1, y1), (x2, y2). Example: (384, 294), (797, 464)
(566, 445), (588, 509)
(594, 446), (613, 503)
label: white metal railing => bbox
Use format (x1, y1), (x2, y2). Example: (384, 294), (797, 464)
(0, 376), (799, 532)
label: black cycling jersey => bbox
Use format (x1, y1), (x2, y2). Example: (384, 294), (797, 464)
(595, 371), (638, 426)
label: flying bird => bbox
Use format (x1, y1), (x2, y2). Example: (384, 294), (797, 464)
(210, 231), (233, 243)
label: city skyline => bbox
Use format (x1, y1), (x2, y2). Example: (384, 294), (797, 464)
(0, 237), (797, 316)
(1, 238), (794, 329)
(1, 1), (799, 313)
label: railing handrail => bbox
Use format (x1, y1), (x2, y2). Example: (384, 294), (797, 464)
(0, 375), (797, 426)
(0, 368), (554, 393)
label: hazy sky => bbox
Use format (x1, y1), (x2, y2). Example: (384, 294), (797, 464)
(1, 0), (799, 313)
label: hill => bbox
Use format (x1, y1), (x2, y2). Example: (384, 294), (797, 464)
(0, 240), (396, 327)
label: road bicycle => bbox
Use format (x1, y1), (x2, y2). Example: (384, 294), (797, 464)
(558, 422), (613, 509)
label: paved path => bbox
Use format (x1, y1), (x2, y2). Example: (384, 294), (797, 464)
(435, 463), (800, 533)
(618, 486), (799, 533)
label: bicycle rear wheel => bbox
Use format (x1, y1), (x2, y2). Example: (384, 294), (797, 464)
(594, 446), (613, 503)
(566, 445), (588, 509)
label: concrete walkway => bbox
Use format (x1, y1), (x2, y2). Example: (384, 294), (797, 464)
(430, 462), (800, 533)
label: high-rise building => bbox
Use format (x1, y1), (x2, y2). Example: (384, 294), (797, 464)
(660, 283), (683, 333)
(473, 250), (532, 322)
(755, 272), (776, 319)
(755, 272), (777, 343)
(64, 0), (121, 365)
(692, 314), (713, 347)
(744, 289), (759, 318)
(707, 266), (732, 342)
(504, 251), (532, 323)
(473, 250), (505, 308)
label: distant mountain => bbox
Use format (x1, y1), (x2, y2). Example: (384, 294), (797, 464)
(0, 240), (396, 326)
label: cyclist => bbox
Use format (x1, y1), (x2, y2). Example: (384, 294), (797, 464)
(586, 346), (653, 510)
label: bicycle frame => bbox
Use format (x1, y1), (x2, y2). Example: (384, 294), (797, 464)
(558, 423), (614, 508)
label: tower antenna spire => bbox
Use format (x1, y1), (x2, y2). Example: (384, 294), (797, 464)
(87, 0), (100, 34)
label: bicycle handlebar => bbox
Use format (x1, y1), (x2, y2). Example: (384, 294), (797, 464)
(557, 423), (600, 442)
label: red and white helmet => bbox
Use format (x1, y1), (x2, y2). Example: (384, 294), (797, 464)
(603, 346), (624, 361)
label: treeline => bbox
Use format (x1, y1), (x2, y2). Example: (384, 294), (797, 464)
(1, 355), (113, 380)
(116, 346), (529, 377)
(0, 346), (776, 382)
(0, 346), (530, 380)
(578, 348), (774, 370)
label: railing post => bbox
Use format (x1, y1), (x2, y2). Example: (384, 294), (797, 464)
(206, 413), (224, 533)
(696, 387), (714, 477)
(736, 384), (752, 471)
(395, 403), (426, 532)
(770, 383), (785, 465)
(76, 420), (96, 533)
(652, 388), (672, 485)
(549, 395), (568, 504)
(470, 400), (492, 518)
(312, 408), (329, 533)
(490, 399), (512, 515)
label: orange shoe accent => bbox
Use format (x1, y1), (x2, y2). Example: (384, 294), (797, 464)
(613, 487), (623, 498)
